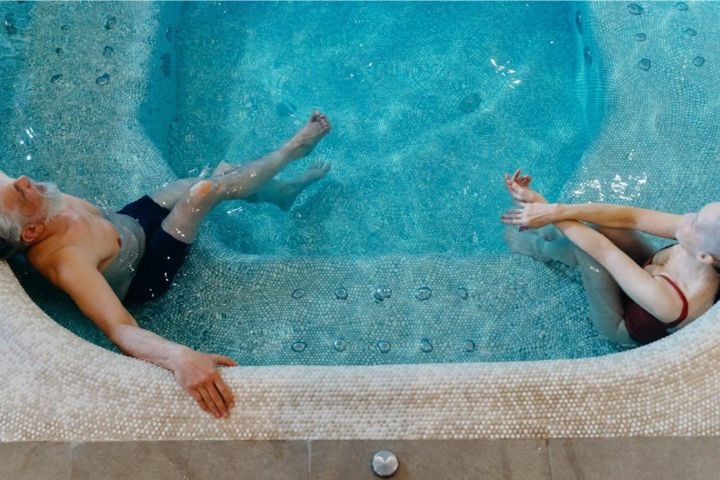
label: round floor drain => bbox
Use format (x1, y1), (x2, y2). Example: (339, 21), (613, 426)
(372, 450), (399, 478)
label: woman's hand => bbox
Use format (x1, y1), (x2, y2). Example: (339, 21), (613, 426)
(502, 201), (559, 229)
(504, 169), (548, 204)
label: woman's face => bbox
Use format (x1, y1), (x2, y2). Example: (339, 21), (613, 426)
(677, 203), (720, 258)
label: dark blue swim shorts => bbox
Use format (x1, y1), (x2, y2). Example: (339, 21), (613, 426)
(116, 195), (191, 305)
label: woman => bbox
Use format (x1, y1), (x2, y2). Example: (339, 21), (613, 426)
(501, 170), (720, 346)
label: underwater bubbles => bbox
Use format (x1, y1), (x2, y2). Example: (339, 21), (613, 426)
(575, 10), (583, 34)
(334, 287), (348, 300)
(333, 339), (347, 352)
(291, 288), (305, 299)
(627, 3), (643, 15)
(104, 16), (117, 30)
(464, 340), (476, 352)
(377, 340), (391, 353)
(4, 14), (17, 35)
(374, 286), (392, 303)
(291, 341), (306, 353)
(419, 338), (433, 353)
(95, 74), (110, 85)
(415, 287), (432, 301)
(459, 93), (482, 114)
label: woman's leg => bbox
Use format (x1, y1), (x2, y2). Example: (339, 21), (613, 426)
(595, 227), (655, 265)
(506, 229), (638, 346)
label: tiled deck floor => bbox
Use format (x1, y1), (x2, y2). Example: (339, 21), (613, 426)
(2, 438), (719, 479)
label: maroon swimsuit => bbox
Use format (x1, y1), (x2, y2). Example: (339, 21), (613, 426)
(623, 245), (688, 345)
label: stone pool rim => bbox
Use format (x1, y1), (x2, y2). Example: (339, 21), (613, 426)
(1, 260), (719, 441)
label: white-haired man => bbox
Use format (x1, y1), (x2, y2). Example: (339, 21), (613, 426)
(0, 112), (331, 418)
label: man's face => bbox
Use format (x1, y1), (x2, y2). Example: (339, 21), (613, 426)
(0, 170), (52, 223)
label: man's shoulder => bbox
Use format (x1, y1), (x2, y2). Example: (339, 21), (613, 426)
(28, 244), (95, 287)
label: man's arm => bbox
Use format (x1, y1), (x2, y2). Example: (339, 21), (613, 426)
(52, 247), (236, 418)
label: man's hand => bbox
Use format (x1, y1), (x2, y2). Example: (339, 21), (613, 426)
(503, 169), (548, 204)
(172, 347), (237, 418)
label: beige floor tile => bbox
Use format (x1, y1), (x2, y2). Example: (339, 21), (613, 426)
(311, 439), (550, 480)
(0, 442), (73, 480)
(549, 437), (720, 480)
(70, 441), (308, 480)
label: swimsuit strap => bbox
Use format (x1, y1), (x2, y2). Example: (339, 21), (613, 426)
(655, 274), (689, 325)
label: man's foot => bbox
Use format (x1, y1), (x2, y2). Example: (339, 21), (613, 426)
(276, 161), (331, 211)
(504, 228), (551, 262)
(283, 111), (331, 161)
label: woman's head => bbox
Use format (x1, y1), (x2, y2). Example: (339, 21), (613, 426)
(676, 202), (720, 270)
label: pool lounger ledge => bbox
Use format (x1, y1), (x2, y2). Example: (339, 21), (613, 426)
(1, 259), (718, 441)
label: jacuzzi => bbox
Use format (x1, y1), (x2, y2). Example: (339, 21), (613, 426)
(2, 1), (720, 441)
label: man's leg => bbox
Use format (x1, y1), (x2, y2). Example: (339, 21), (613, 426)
(233, 161), (331, 211)
(160, 112), (330, 244)
(149, 178), (198, 210)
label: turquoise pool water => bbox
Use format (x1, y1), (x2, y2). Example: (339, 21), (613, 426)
(1, 1), (715, 365)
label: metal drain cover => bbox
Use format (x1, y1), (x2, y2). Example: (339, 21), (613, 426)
(371, 450), (399, 478)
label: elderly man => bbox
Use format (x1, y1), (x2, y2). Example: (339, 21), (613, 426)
(0, 112), (331, 418)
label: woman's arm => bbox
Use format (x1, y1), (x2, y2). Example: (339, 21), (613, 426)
(502, 169), (682, 238)
(554, 203), (682, 239)
(504, 202), (681, 239)
(553, 219), (685, 322)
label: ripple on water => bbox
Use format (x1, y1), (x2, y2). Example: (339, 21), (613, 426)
(635, 33), (647, 42)
(638, 59), (652, 71)
(693, 56), (705, 67)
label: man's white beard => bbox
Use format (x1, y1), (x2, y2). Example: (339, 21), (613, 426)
(34, 181), (64, 221)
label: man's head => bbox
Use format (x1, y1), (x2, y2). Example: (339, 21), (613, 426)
(0, 171), (64, 259)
